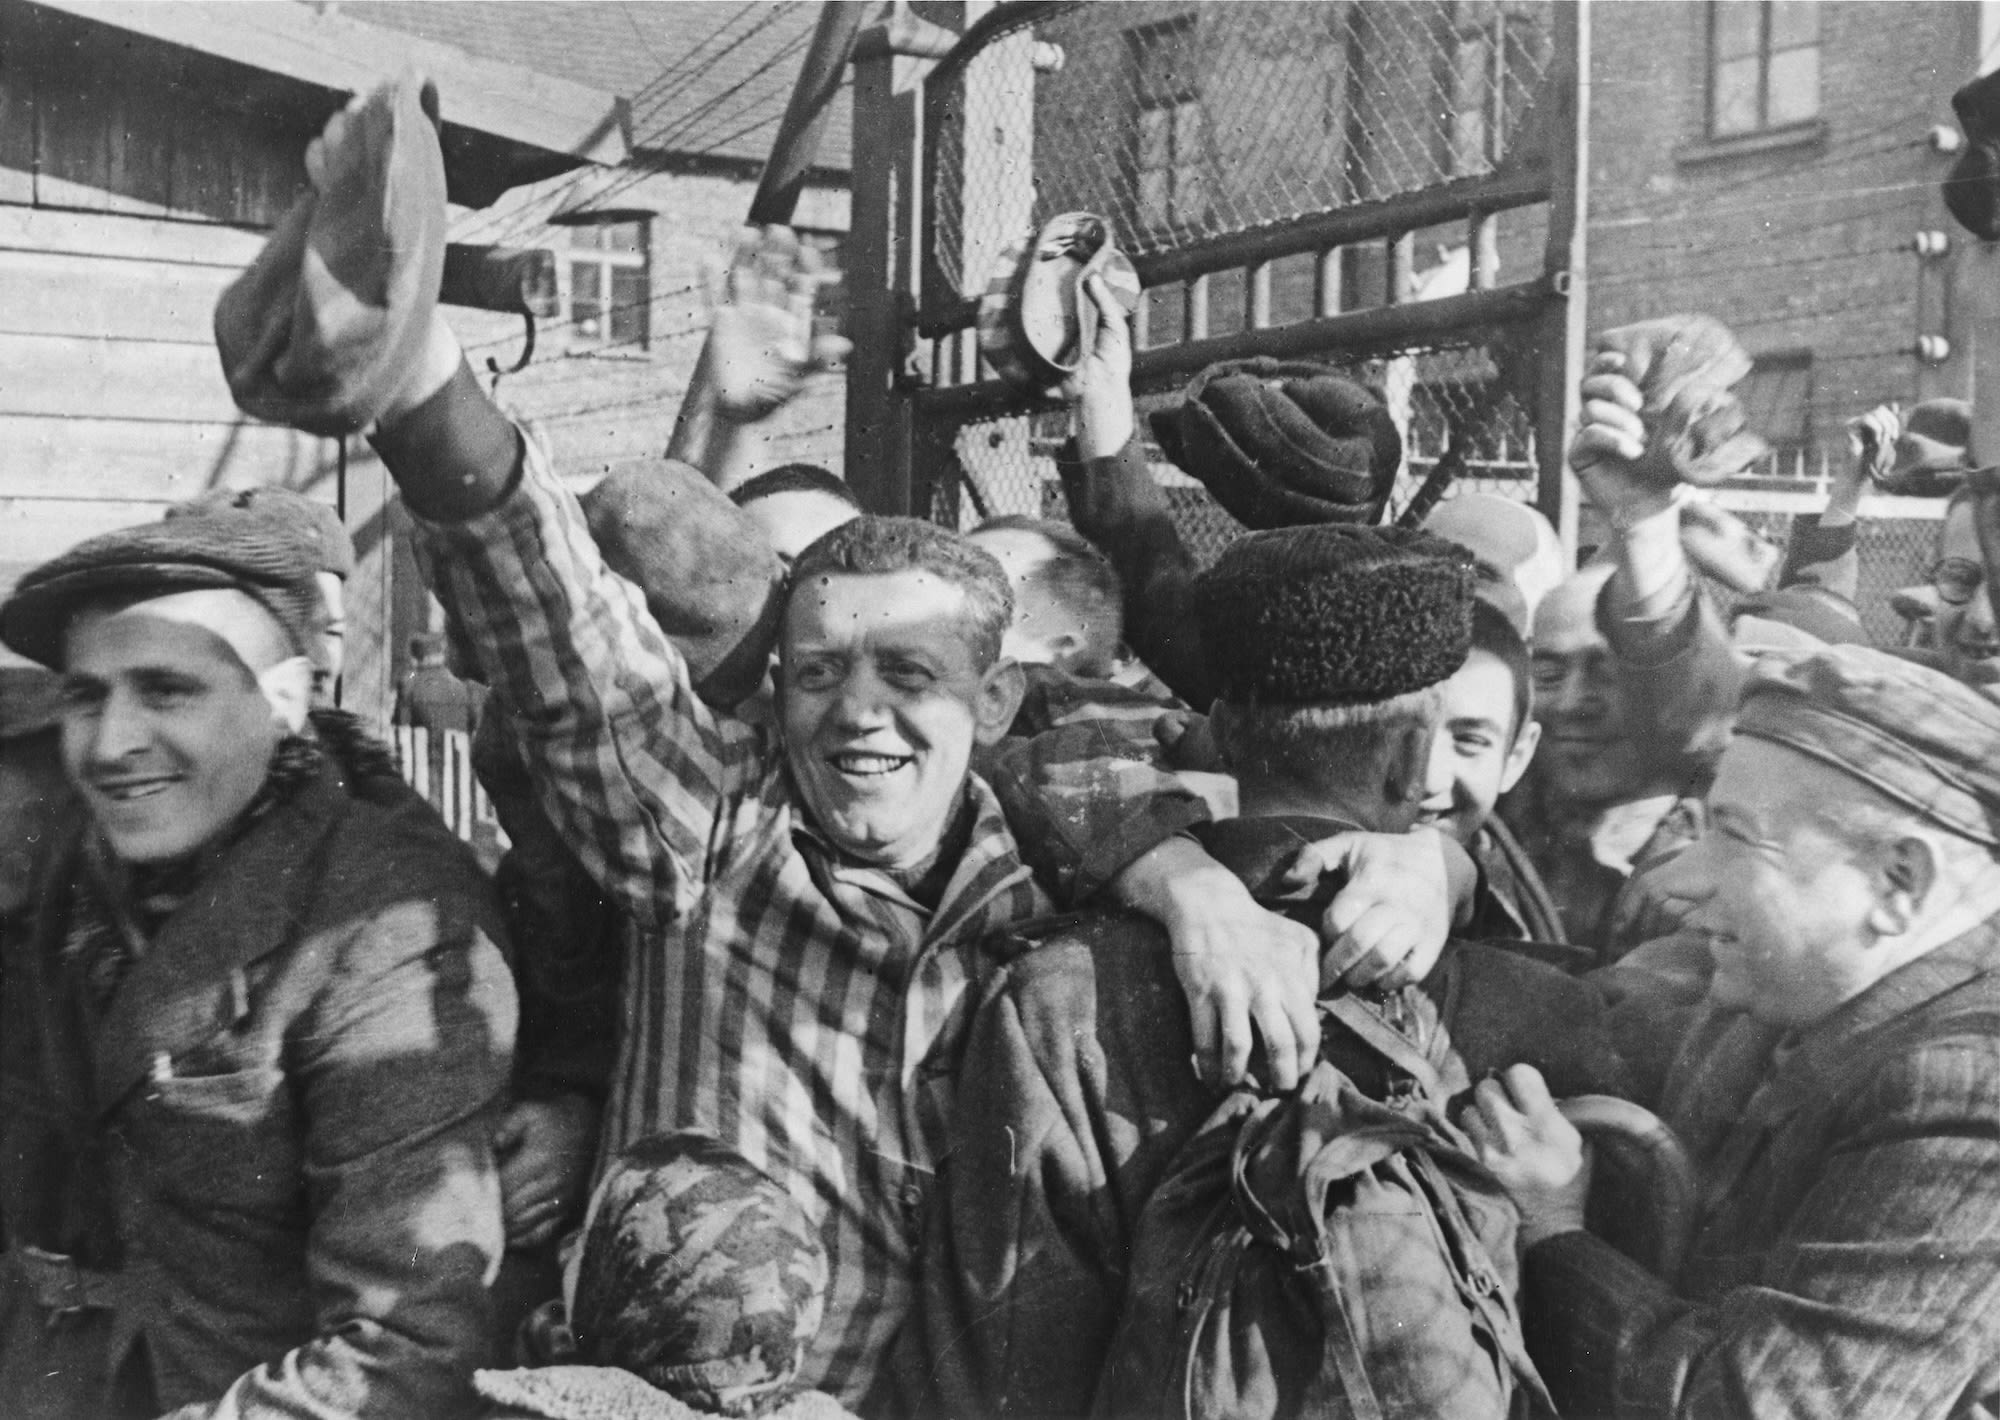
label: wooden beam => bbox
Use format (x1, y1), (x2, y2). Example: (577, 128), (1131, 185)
(27, 0), (630, 169)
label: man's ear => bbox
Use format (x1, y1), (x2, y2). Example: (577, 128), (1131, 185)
(973, 658), (1027, 745)
(1384, 722), (1436, 804)
(1499, 718), (1542, 795)
(1868, 835), (1939, 938)
(257, 656), (314, 734)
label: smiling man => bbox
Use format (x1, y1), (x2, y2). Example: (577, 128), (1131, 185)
(1469, 644), (2000, 1419)
(0, 519), (515, 1420)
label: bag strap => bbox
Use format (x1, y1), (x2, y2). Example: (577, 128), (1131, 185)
(1322, 993), (1449, 1099)
(1299, 1258), (1387, 1420)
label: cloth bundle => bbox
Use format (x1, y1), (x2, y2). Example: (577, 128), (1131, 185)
(213, 74), (448, 435)
(1592, 315), (1767, 487)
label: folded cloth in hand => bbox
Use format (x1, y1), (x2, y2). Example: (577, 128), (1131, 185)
(214, 74), (448, 435)
(978, 211), (1141, 396)
(1149, 358), (1401, 529)
(1594, 315), (1768, 487)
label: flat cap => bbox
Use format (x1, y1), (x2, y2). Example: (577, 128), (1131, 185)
(581, 459), (786, 709)
(1196, 524), (1475, 706)
(1423, 492), (1564, 634)
(166, 485), (356, 580)
(1736, 644), (2000, 846)
(1151, 359), (1402, 530)
(0, 515), (323, 668)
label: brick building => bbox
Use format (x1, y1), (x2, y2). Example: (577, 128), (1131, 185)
(1585, 0), (1985, 637)
(350, 1), (852, 481)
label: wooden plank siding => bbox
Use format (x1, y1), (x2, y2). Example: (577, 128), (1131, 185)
(0, 8), (349, 678)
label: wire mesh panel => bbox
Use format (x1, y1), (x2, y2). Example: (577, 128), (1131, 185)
(1718, 506), (1946, 649)
(927, 0), (1556, 304)
(930, 333), (1543, 569)
(901, 0), (1578, 564)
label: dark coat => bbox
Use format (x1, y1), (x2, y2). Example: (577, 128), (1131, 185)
(1523, 925), (2000, 1419)
(900, 814), (1629, 1420)
(0, 758), (517, 1420)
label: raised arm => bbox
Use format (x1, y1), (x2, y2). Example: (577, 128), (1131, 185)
(1053, 275), (1216, 705)
(369, 330), (765, 931)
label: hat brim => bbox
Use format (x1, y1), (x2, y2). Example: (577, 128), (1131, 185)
(0, 562), (256, 668)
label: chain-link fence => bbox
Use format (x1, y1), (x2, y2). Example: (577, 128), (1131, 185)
(931, 335), (1544, 570)
(927, 0), (1555, 304)
(904, 0), (1576, 562)
(1717, 505), (1946, 648)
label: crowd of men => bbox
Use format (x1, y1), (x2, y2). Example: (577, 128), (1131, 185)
(5, 74), (2000, 1420)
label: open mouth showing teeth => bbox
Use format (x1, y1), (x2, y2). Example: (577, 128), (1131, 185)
(829, 752), (913, 777)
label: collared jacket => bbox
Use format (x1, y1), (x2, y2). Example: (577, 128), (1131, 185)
(0, 756), (517, 1420)
(1523, 924), (2000, 1419)
(901, 814), (1631, 1420)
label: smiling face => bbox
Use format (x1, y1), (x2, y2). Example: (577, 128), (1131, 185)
(1660, 737), (1894, 1028)
(1934, 499), (2000, 683)
(59, 604), (288, 864)
(1530, 570), (1650, 809)
(778, 569), (1022, 870)
(1418, 647), (1540, 845)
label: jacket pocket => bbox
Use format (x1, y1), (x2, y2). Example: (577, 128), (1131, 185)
(122, 1065), (303, 1225)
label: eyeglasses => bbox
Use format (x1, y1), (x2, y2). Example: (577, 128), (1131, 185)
(1931, 556), (1985, 607)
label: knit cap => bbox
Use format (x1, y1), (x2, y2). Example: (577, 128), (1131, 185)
(1152, 359), (1402, 529)
(570, 1133), (829, 1419)
(1, 516), (323, 669)
(1195, 524), (1475, 706)
(166, 485), (356, 580)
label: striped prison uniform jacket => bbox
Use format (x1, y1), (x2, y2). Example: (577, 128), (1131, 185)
(413, 446), (1206, 1410)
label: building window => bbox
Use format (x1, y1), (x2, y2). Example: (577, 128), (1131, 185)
(530, 218), (651, 350)
(1129, 16), (1208, 232)
(1738, 351), (1814, 476)
(1709, 0), (1820, 138)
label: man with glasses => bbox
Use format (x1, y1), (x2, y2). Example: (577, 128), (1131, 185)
(1918, 489), (2000, 684)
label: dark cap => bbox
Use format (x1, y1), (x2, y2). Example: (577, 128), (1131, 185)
(1195, 524), (1475, 706)
(1736, 644), (2000, 846)
(166, 485), (356, 580)
(571, 1131), (828, 1417)
(0, 515), (323, 668)
(581, 459), (786, 709)
(1879, 398), (1972, 497)
(1151, 359), (1401, 529)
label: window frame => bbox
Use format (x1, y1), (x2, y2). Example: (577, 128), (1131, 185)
(547, 217), (653, 354)
(1707, 0), (1820, 139)
(1126, 14), (1209, 236)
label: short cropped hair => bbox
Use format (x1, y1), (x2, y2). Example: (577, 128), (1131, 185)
(1210, 683), (1444, 800)
(974, 515), (1125, 661)
(788, 516), (1015, 667)
(729, 463), (862, 512)
(1470, 599), (1531, 741)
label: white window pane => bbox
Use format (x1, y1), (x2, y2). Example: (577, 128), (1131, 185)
(606, 220), (645, 253)
(571, 262), (603, 339)
(609, 265), (648, 346)
(1767, 46), (1819, 125)
(1712, 0), (1761, 60)
(1138, 108), (1171, 170)
(1139, 169), (1169, 225)
(1173, 101), (1205, 161)
(1712, 57), (1760, 134)
(1175, 161), (1209, 224)
(1771, 0), (1818, 49)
